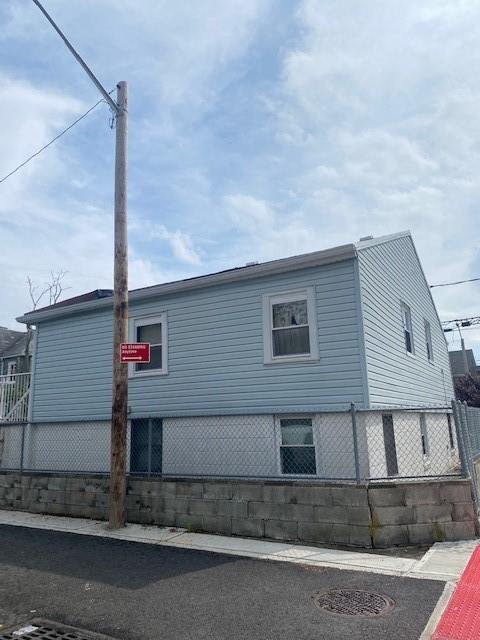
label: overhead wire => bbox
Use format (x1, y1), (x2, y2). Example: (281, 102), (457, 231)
(0, 90), (115, 185)
(430, 277), (480, 288)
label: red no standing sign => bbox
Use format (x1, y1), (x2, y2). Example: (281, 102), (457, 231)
(120, 343), (150, 363)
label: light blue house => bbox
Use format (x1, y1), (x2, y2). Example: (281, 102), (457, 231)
(11, 231), (456, 479)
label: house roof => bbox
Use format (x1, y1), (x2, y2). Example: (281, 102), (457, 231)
(17, 230), (411, 325)
(0, 327), (30, 358)
(25, 289), (114, 315)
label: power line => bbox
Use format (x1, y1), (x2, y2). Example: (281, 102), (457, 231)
(32, 1), (118, 113)
(0, 94), (112, 185)
(442, 316), (480, 326)
(430, 277), (480, 288)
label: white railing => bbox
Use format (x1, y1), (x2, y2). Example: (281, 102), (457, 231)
(0, 372), (31, 422)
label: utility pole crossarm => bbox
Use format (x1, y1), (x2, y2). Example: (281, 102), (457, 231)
(32, 0), (119, 114)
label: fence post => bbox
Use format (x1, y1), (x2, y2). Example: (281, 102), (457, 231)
(350, 402), (361, 485)
(147, 418), (152, 479)
(19, 422), (25, 475)
(461, 401), (479, 509)
(452, 400), (469, 479)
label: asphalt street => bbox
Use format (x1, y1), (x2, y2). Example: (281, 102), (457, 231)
(0, 524), (444, 640)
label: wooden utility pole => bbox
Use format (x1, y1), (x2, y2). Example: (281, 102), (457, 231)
(32, 1), (129, 528)
(109, 81), (129, 528)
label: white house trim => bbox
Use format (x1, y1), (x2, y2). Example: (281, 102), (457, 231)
(262, 287), (319, 365)
(128, 312), (168, 378)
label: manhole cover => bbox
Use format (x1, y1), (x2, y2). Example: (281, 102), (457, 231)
(0, 619), (117, 640)
(313, 589), (395, 617)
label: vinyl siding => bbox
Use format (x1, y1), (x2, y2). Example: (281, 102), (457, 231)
(31, 259), (366, 421)
(357, 235), (454, 407)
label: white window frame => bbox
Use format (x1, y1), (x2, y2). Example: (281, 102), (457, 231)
(274, 415), (318, 477)
(424, 319), (434, 362)
(128, 313), (168, 378)
(263, 287), (319, 364)
(400, 301), (414, 355)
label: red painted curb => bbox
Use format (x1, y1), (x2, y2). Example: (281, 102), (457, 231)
(432, 546), (480, 640)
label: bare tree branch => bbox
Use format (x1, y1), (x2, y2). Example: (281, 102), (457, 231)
(26, 270), (70, 311)
(27, 276), (50, 311)
(21, 271), (70, 371)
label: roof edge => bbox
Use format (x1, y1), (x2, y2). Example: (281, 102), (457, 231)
(355, 230), (411, 251)
(17, 243), (356, 324)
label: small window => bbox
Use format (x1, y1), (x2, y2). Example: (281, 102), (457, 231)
(130, 418), (163, 474)
(401, 302), (414, 354)
(447, 414), (455, 450)
(129, 314), (168, 377)
(6, 361), (16, 381)
(279, 417), (316, 475)
(420, 414), (430, 457)
(424, 319), (433, 362)
(263, 288), (318, 364)
(382, 414), (398, 476)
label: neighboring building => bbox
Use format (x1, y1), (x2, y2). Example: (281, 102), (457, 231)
(0, 327), (32, 376)
(9, 231), (456, 479)
(449, 349), (479, 379)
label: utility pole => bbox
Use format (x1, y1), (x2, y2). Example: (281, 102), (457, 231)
(110, 80), (129, 529)
(32, 0), (129, 528)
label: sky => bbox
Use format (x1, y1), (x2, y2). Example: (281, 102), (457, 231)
(0, 0), (479, 357)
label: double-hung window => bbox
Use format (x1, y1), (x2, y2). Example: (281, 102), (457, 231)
(424, 319), (433, 362)
(401, 302), (414, 354)
(263, 288), (318, 364)
(129, 313), (168, 377)
(279, 417), (316, 475)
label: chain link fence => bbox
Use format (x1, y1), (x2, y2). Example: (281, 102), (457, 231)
(0, 404), (467, 483)
(452, 400), (480, 508)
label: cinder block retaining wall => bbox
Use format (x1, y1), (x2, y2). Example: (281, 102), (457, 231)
(0, 474), (477, 548)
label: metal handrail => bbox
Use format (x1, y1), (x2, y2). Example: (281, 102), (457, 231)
(0, 373), (31, 422)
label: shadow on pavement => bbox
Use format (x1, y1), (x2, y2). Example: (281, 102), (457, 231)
(0, 524), (240, 589)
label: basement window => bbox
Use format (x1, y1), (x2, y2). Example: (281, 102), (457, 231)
(447, 414), (455, 450)
(279, 417), (317, 475)
(420, 414), (430, 458)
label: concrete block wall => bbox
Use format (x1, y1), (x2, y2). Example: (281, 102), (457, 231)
(369, 480), (479, 546)
(0, 473), (477, 548)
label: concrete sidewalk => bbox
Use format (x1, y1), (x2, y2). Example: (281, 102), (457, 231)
(0, 508), (477, 582)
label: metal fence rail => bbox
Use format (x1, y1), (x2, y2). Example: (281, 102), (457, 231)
(0, 373), (31, 423)
(0, 404), (464, 483)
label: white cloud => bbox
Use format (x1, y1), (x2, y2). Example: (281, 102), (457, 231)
(225, 194), (275, 230)
(145, 224), (201, 265)
(1, 0), (479, 362)
(0, 74), (189, 328)
(258, 0), (480, 353)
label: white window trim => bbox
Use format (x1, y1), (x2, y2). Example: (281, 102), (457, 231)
(128, 312), (168, 378)
(263, 287), (319, 364)
(400, 301), (415, 356)
(274, 414), (319, 477)
(424, 318), (434, 362)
